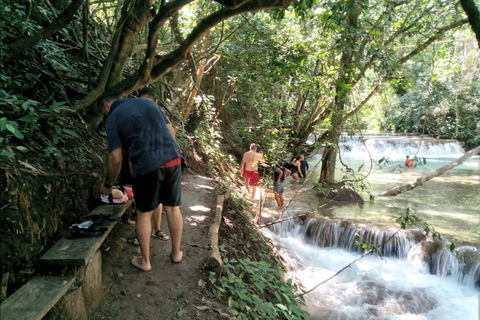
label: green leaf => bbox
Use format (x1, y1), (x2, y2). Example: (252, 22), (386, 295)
(19, 114), (38, 123)
(22, 102), (30, 111)
(0, 151), (15, 157)
(449, 242), (455, 252)
(53, 135), (59, 145)
(0, 117), (8, 129)
(54, 125), (62, 135)
(13, 130), (24, 139)
(5, 123), (15, 133)
(275, 304), (288, 311)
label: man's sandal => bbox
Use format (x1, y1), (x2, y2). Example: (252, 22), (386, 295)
(128, 238), (140, 246)
(152, 230), (170, 241)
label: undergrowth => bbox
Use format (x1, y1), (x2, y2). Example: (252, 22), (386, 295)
(209, 199), (307, 319)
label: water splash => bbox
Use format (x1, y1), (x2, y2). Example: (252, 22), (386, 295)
(262, 213), (479, 319)
(338, 135), (465, 160)
(268, 212), (480, 289)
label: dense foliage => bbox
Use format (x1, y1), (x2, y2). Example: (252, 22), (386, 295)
(381, 36), (480, 149)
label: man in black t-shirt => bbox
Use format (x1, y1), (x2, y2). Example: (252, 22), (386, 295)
(100, 97), (184, 271)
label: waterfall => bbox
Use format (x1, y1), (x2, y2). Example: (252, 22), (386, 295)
(338, 135), (466, 160)
(268, 212), (480, 289)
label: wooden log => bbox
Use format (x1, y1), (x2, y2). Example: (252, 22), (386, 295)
(0, 275), (75, 320)
(205, 193), (227, 270)
(378, 146), (480, 197)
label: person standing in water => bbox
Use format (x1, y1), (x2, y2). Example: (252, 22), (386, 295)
(273, 163), (291, 209)
(291, 154), (309, 179)
(240, 143), (265, 199)
(405, 155), (413, 168)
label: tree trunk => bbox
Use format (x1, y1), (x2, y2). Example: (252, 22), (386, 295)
(320, 144), (337, 184)
(318, 0), (359, 183)
(183, 32), (210, 119)
(378, 146), (480, 196)
(460, 0), (480, 47)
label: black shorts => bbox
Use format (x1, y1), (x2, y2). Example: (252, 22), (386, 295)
(132, 165), (182, 212)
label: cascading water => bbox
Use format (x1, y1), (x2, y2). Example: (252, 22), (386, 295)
(338, 135), (466, 160)
(262, 212), (479, 319)
(262, 135), (479, 319)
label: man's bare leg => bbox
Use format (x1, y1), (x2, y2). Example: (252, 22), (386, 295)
(244, 179), (251, 196)
(164, 205), (183, 262)
(132, 210), (153, 271)
(252, 185), (257, 199)
(274, 193), (281, 208)
(153, 204), (162, 233)
(152, 204), (169, 239)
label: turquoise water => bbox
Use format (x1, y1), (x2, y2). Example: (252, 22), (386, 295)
(278, 137), (480, 247)
(261, 136), (480, 320)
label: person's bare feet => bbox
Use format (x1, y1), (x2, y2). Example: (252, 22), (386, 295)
(131, 256), (151, 271)
(170, 251), (183, 263)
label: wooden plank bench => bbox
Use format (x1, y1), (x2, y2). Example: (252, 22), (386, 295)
(0, 275), (75, 320)
(1, 199), (134, 320)
(40, 199), (134, 267)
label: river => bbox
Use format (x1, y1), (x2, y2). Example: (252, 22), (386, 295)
(260, 135), (480, 319)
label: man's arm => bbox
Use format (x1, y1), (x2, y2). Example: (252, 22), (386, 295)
(285, 168), (292, 178)
(275, 167), (283, 183)
(100, 148), (122, 194)
(240, 154), (246, 174)
(167, 123), (176, 139)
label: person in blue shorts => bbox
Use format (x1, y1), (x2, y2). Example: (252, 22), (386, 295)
(273, 163), (291, 209)
(291, 154), (309, 179)
(299, 155), (309, 178)
(100, 97), (184, 271)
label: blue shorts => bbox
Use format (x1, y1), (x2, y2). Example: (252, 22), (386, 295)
(273, 182), (284, 194)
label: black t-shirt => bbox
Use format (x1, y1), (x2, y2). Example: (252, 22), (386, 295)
(274, 165), (286, 183)
(106, 98), (182, 176)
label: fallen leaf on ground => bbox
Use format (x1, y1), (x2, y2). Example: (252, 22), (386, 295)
(195, 305), (210, 311)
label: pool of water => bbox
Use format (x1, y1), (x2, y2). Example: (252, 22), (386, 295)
(274, 137), (480, 247)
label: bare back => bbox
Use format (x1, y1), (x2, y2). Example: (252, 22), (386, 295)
(242, 151), (262, 172)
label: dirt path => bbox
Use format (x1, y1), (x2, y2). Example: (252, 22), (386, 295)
(89, 173), (220, 320)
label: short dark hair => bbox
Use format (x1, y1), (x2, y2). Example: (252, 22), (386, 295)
(138, 87), (155, 99)
(101, 96), (118, 104)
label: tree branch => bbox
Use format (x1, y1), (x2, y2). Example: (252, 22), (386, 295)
(2, 0), (85, 63)
(347, 19), (469, 116)
(98, 0), (293, 99)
